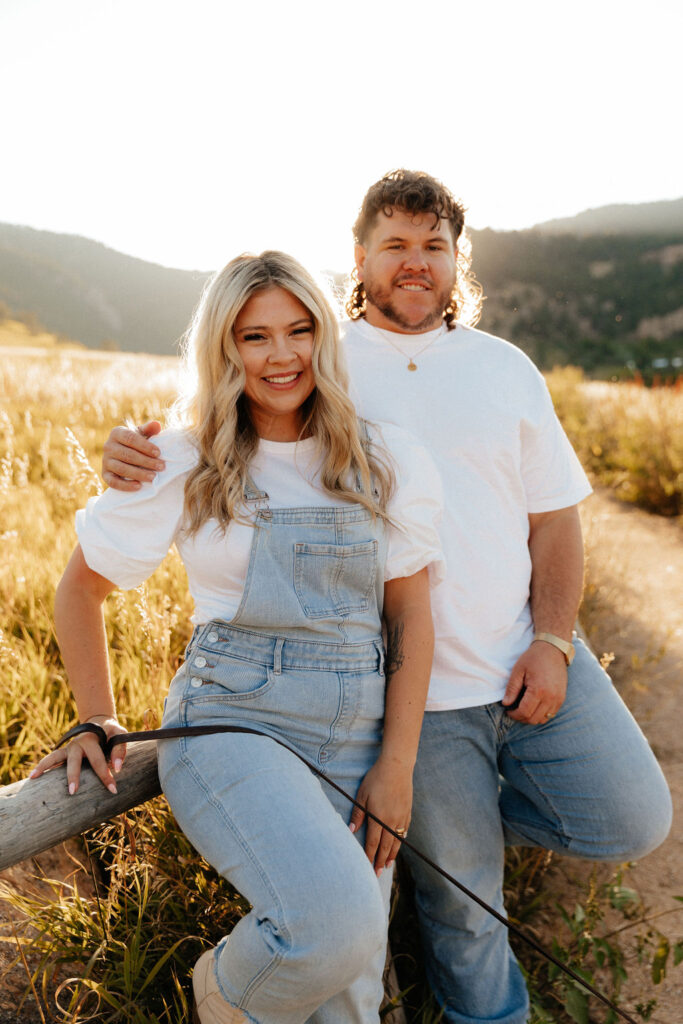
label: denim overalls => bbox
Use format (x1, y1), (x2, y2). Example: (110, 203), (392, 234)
(158, 475), (393, 1024)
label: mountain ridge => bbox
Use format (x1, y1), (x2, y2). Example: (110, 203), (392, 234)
(1, 197), (681, 375)
(531, 197), (683, 236)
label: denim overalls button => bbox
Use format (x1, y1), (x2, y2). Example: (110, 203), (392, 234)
(207, 632), (218, 643)
(190, 676), (203, 687)
(194, 656), (207, 668)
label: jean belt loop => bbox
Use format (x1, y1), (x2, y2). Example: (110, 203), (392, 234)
(375, 639), (385, 675)
(185, 624), (200, 659)
(273, 637), (284, 675)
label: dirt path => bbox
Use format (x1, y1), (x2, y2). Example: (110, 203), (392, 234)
(567, 490), (683, 1022)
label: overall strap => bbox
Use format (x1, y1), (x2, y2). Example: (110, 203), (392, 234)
(358, 417), (371, 447)
(355, 418), (378, 498)
(243, 474), (268, 504)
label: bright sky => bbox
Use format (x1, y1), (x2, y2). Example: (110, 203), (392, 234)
(1, 0), (681, 274)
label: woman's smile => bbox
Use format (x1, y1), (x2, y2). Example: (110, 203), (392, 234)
(262, 371), (303, 387)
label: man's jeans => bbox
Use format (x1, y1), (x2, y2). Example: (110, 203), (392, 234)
(402, 637), (672, 1024)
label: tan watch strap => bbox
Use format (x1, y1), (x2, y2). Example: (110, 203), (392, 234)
(533, 632), (575, 665)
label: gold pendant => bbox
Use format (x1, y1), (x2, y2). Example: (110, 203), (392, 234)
(407, 361), (417, 371)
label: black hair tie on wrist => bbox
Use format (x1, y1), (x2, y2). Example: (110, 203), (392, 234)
(53, 722), (108, 753)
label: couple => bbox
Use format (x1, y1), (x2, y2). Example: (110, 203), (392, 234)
(34, 170), (671, 1024)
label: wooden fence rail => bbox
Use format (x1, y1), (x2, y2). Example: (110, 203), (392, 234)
(0, 740), (160, 871)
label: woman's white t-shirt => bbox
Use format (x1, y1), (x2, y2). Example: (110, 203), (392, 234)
(77, 423), (445, 625)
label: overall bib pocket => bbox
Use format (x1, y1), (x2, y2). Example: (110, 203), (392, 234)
(293, 540), (378, 619)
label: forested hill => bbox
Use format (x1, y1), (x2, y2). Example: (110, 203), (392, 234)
(1, 200), (682, 375)
(471, 229), (683, 372)
(0, 223), (210, 354)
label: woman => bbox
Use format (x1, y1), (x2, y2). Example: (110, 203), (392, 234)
(31, 252), (444, 1024)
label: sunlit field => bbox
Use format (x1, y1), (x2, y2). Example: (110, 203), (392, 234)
(0, 346), (186, 783)
(547, 367), (683, 519)
(1, 345), (681, 1022)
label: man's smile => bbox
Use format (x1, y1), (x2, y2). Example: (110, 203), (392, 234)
(396, 278), (432, 292)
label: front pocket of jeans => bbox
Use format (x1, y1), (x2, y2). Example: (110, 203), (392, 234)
(293, 540), (378, 619)
(187, 659), (275, 703)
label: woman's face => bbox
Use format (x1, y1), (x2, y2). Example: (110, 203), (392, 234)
(233, 286), (316, 441)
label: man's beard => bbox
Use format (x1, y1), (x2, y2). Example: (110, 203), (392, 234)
(363, 277), (453, 333)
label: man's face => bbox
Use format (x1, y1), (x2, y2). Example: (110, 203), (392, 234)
(354, 208), (458, 334)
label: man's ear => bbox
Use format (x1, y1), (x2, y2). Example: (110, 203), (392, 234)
(354, 243), (366, 282)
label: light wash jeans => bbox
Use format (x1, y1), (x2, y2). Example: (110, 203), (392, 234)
(401, 636), (672, 1024)
(159, 626), (394, 1024)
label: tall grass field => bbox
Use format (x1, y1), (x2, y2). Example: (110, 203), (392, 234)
(1, 342), (681, 1022)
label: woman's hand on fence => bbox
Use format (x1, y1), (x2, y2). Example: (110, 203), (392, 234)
(29, 718), (129, 796)
(349, 755), (413, 876)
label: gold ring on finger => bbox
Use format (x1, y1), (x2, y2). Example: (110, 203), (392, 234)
(394, 827), (408, 837)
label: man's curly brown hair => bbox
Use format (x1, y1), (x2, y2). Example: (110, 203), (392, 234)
(347, 169), (483, 328)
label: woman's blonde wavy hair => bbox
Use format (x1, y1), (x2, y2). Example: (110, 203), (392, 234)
(173, 251), (395, 535)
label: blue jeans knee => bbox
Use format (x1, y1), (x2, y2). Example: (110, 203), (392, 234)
(288, 863), (387, 995)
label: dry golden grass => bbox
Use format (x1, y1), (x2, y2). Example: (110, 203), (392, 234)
(547, 367), (683, 519)
(0, 347), (188, 786)
(0, 318), (84, 350)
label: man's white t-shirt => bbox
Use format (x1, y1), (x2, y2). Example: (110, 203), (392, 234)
(77, 422), (445, 625)
(343, 318), (592, 711)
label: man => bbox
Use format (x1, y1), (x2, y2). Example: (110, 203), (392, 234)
(101, 170), (671, 1024)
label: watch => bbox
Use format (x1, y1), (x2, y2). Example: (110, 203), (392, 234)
(533, 632), (575, 666)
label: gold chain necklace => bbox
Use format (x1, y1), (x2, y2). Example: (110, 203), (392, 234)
(372, 324), (445, 371)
